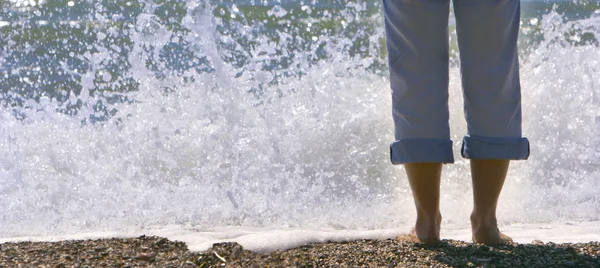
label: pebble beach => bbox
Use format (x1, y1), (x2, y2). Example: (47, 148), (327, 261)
(1, 236), (599, 267)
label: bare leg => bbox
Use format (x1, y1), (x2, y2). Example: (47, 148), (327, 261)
(399, 162), (443, 244)
(470, 159), (513, 245)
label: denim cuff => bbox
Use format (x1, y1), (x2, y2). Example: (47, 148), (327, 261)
(390, 139), (454, 164)
(461, 135), (530, 160)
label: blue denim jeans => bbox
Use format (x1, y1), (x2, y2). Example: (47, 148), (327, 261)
(383, 0), (529, 164)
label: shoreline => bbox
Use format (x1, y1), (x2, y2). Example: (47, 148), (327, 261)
(1, 236), (599, 267)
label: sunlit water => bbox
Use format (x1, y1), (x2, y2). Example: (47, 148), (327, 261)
(1, 0), (599, 252)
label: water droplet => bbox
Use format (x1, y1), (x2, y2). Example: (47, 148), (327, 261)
(101, 72), (112, 82)
(530, 18), (539, 25)
(268, 5), (287, 18)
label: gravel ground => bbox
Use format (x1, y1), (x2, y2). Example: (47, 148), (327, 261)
(1, 235), (599, 267)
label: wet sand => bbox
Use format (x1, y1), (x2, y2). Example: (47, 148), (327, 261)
(1, 235), (599, 267)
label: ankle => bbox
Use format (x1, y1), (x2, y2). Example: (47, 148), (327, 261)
(416, 211), (442, 226)
(470, 211), (498, 230)
(415, 212), (442, 237)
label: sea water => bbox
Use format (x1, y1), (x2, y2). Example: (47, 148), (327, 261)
(1, 0), (599, 253)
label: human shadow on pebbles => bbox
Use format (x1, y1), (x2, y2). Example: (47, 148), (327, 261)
(1, 236), (599, 267)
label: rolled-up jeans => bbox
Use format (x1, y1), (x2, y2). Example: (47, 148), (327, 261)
(383, 0), (530, 164)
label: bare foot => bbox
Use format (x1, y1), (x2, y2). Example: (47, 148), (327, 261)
(471, 214), (512, 245)
(396, 214), (442, 244)
(472, 227), (513, 245)
(395, 230), (421, 243)
(396, 228), (441, 244)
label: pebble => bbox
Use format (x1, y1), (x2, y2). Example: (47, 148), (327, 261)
(134, 252), (156, 261)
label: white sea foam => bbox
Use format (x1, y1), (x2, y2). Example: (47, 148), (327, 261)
(2, 221), (599, 253)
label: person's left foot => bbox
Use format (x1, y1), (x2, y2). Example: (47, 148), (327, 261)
(396, 214), (442, 244)
(471, 213), (513, 245)
(396, 227), (441, 244)
(472, 227), (513, 245)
